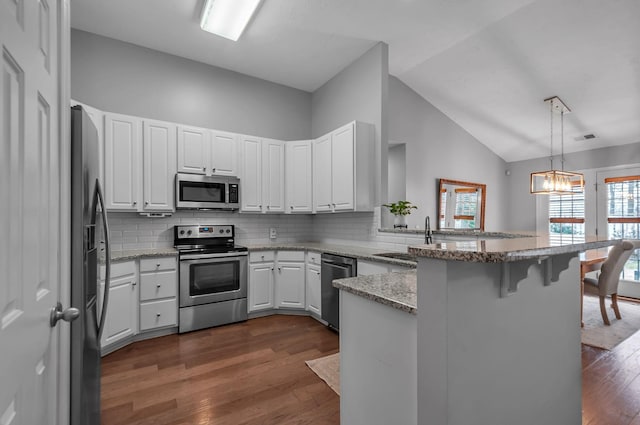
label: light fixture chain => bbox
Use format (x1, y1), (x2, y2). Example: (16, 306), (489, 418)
(549, 98), (554, 170)
(560, 109), (565, 171)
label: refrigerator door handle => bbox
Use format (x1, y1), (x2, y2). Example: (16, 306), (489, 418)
(94, 179), (111, 341)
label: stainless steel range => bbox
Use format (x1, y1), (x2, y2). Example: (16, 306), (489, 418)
(174, 224), (248, 333)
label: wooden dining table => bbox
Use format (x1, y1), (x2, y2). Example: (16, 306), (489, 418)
(579, 248), (610, 327)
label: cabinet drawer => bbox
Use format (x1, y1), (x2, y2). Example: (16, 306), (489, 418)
(277, 250), (305, 262)
(307, 251), (321, 265)
(100, 260), (136, 280)
(140, 257), (176, 272)
(139, 271), (177, 301)
(250, 251), (275, 263)
(357, 260), (390, 276)
(139, 298), (177, 331)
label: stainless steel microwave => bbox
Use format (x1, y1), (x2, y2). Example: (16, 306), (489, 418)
(175, 173), (240, 210)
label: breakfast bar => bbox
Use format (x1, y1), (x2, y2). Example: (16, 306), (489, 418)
(336, 234), (618, 425)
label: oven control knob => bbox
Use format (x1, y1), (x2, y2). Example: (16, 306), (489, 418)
(179, 230), (185, 235)
(219, 229), (224, 234)
(187, 230), (192, 236)
(226, 229), (231, 233)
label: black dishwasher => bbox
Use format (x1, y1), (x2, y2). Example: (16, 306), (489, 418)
(321, 253), (357, 331)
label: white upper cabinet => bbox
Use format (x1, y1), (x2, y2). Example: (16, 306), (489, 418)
(143, 120), (177, 212)
(239, 136), (263, 212)
(210, 130), (238, 176)
(178, 126), (238, 176)
(104, 113), (142, 211)
(313, 133), (332, 212)
(262, 139), (285, 213)
(312, 121), (374, 213)
(177, 125), (209, 175)
(285, 140), (313, 213)
(239, 136), (284, 213)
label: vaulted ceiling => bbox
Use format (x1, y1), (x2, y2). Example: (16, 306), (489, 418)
(70, 0), (640, 162)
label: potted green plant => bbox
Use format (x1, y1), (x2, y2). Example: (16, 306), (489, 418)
(383, 200), (418, 228)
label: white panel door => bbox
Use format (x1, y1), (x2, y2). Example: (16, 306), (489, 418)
(331, 123), (355, 211)
(1, 0), (64, 423)
(210, 130), (237, 176)
(263, 139), (285, 213)
(306, 264), (321, 315)
(285, 140), (313, 213)
(105, 113), (142, 211)
(276, 262), (305, 309)
(177, 125), (209, 175)
(143, 120), (176, 212)
(240, 136), (263, 212)
(313, 133), (332, 212)
(249, 263), (274, 312)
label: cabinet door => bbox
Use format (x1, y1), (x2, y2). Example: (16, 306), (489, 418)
(177, 125), (209, 175)
(306, 264), (321, 316)
(101, 274), (138, 348)
(143, 120), (176, 212)
(276, 261), (305, 309)
(240, 136), (263, 212)
(104, 113), (142, 211)
(331, 123), (355, 211)
(262, 139), (285, 213)
(285, 141), (313, 213)
(313, 133), (332, 212)
(210, 130), (238, 176)
(249, 262), (275, 312)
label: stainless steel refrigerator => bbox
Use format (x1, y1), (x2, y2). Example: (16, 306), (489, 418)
(70, 105), (111, 424)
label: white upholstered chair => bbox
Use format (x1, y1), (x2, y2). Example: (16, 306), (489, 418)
(583, 240), (638, 325)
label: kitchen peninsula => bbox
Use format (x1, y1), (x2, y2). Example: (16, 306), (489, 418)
(336, 234), (619, 425)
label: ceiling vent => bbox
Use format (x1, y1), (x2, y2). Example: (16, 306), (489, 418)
(573, 134), (597, 141)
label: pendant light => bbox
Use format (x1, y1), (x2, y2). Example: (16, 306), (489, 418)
(530, 96), (584, 195)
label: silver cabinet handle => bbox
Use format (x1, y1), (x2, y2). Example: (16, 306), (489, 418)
(50, 302), (80, 327)
(316, 271), (320, 275)
(212, 168), (216, 173)
(267, 205), (271, 210)
(132, 281), (137, 287)
(133, 201), (137, 206)
(145, 201), (149, 205)
(290, 206), (293, 210)
(271, 267), (274, 271)
(278, 267), (281, 272)
(259, 205), (262, 209)
(156, 312), (161, 317)
(327, 204), (331, 207)
(332, 203), (336, 207)
(156, 263), (160, 268)
(156, 283), (161, 288)
(261, 255), (265, 260)
(203, 167), (206, 172)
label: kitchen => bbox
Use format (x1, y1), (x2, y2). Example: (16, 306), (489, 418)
(2, 1), (640, 424)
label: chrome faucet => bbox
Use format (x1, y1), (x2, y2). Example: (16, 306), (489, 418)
(425, 216), (433, 244)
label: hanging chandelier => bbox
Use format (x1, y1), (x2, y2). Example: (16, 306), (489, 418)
(530, 96), (584, 195)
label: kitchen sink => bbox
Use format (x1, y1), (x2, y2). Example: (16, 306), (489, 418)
(373, 252), (417, 262)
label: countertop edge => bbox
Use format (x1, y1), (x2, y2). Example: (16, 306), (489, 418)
(333, 270), (417, 315)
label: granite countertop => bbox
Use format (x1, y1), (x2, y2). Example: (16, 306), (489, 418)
(245, 242), (417, 268)
(408, 235), (620, 263)
(333, 270), (417, 314)
(378, 228), (535, 239)
(101, 247), (178, 263)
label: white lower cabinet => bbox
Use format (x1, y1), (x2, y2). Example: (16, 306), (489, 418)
(306, 264), (321, 316)
(99, 261), (138, 350)
(138, 257), (177, 331)
(249, 250), (306, 312)
(249, 252), (275, 312)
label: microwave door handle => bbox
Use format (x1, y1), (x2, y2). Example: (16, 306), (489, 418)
(93, 179), (111, 341)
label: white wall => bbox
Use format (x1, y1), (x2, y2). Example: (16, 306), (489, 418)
(388, 77), (509, 231)
(505, 141), (640, 231)
(388, 144), (407, 204)
(70, 29), (312, 140)
(311, 42), (389, 207)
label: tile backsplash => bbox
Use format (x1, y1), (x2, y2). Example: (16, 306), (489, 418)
(108, 207), (424, 253)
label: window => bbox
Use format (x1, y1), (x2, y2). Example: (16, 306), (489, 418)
(604, 175), (640, 281)
(548, 183), (585, 243)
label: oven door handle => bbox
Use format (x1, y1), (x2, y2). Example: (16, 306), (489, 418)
(179, 251), (248, 261)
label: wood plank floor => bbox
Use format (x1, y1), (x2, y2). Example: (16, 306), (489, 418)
(102, 314), (640, 425)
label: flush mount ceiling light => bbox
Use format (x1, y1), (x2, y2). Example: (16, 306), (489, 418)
(530, 96), (585, 195)
(200, 0), (262, 41)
